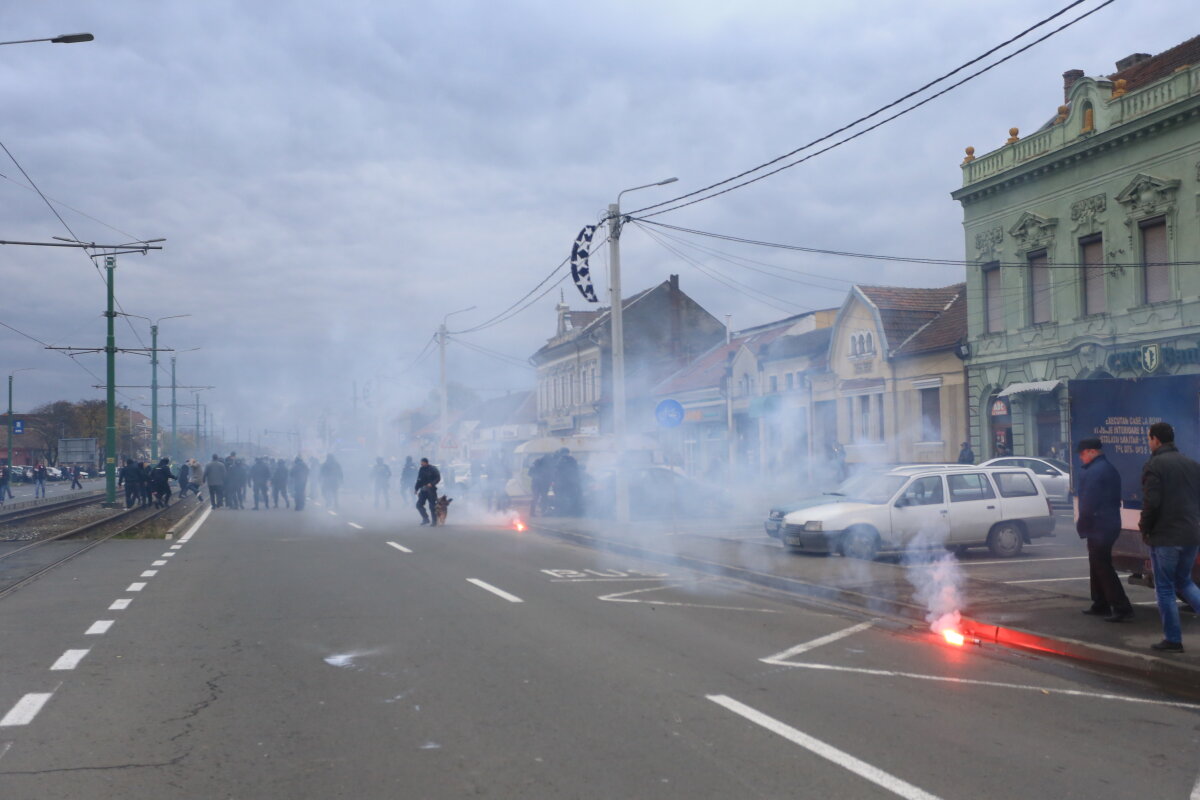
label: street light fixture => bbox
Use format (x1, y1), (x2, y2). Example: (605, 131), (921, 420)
(607, 176), (678, 524)
(6, 368), (35, 477)
(0, 33), (94, 46)
(438, 306), (477, 466)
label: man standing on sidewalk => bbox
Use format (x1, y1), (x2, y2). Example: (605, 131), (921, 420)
(1076, 438), (1133, 622)
(1139, 422), (1200, 653)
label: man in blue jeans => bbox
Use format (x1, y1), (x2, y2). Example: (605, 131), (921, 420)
(1139, 422), (1200, 653)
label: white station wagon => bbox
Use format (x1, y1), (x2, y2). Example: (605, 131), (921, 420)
(778, 465), (1056, 559)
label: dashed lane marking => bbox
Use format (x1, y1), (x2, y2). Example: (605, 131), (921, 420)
(140, 570), (158, 578)
(761, 622), (876, 665)
(50, 650), (89, 671)
(85, 620), (114, 635)
(152, 560), (167, 566)
(467, 579), (524, 603)
(0, 693), (55, 727)
(387, 542), (413, 554)
(348, 522), (364, 530)
(708, 695), (942, 800)
(162, 552), (175, 557)
(328, 510), (338, 517)
(127, 582), (147, 592)
(109, 599), (132, 610)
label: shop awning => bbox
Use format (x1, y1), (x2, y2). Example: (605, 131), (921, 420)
(996, 379), (1061, 397)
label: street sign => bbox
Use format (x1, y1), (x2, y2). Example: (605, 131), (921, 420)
(12, 420), (23, 435)
(655, 399), (685, 429)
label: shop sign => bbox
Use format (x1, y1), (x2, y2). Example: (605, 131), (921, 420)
(990, 398), (1010, 417)
(1107, 343), (1200, 374)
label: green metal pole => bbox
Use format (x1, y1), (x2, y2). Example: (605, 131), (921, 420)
(6, 374), (12, 472)
(194, 394), (200, 459)
(104, 255), (118, 506)
(150, 324), (159, 461)
(171, 356), (177, 463)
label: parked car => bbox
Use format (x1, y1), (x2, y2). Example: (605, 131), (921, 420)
(765, 470), (891, 539)
(980, 456), (1072, 506)
(45, 466), (64, 480)
(587, 466), (731, 519)
(777, 465), (1056, 559)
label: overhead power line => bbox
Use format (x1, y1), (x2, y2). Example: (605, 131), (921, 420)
(629, 0), (1117, 219)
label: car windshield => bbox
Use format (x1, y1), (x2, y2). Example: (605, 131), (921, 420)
(832, 472), (907, 504)
(1044, 458), (1070, 472)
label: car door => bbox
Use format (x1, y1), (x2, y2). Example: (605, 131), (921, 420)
(945, 472), (1002, 545)
(890, 475), (950, 546)
(1026, 459), (1069, 503)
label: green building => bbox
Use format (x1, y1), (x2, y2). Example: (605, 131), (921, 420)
(952, 36), (1200, 459)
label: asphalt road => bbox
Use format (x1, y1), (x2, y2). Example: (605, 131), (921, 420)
(1, 498), (1199, 798)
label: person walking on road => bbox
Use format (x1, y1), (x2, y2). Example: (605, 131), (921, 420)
(415, 457), (440, 526)
(250, 457), (271, 510)
(150, 458), (174, 508)
(70, 465), (83, 490)
(119, 459), (141, 509)
(1139, 422), (1200, 653)
(1076, 438), (1133, 623)
(371, 457), (392, 509)
(203, 454), (227, 509)
(33, 463), (48, 499)
(290, 456), (309, 511)
(319, 454), (343, 510)
(272, 458), (290, 508)
(528, 452), (554, 518)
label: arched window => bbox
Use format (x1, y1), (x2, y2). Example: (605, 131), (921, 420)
(850, 336), (858, 356)
(858, 334), (866, 354)
(865, 333), (873, 353)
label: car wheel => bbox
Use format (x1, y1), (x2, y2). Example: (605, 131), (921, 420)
(987, 522), (1024, 558)
(842, 528), (879, 561)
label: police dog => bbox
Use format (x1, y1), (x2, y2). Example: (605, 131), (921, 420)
(434, 495), (453, 526)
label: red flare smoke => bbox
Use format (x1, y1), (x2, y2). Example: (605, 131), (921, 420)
(942, 629), (965, 647)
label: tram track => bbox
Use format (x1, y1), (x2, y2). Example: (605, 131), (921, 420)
(0, 492), (105, 527)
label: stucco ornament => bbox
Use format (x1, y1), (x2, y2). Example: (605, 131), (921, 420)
(1008, 212), (1058, 254)
(1070, 193), (1106, 232)
(973, 226), (1004, 262)
(1115, 173), (1180, 218)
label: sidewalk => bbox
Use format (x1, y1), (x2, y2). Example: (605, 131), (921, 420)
(527, 515), (1200, 698)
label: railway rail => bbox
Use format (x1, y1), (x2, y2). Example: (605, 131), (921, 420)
(0, 492), (105, 526)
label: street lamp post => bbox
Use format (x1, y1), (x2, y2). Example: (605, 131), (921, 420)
(0, 33), (93, 46)
(148, 315), (189, 462)
(6, 368), (34, 474)
(438, 306), (476, 468)
(606, 177), (678, 524)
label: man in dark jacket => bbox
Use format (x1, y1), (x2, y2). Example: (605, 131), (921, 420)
(957, 441), (975, 465)
(250, 457), (271, 510)
(415, 457), (441, 526)
(1139, 422), (1200, 653)
(1076, 438), (1133, 622)
(290, 457), (309, 511)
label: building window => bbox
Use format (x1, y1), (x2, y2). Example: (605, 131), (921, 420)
(785, 373), (794, 391)
(769, 375), (778, 393)
(1141, 217), (1170, 304)
(866, 333), (873, 354)
(1080, 235), (1105, 315)
(875, 393), (885, 441)
(846, 398), (856, 442)
(1028, 251), (1051, 325)
(920, 387), (941, 442)
(984, 262), (1003, 333)
(850, 336), (858, 356)
(859, 396), (871, 441)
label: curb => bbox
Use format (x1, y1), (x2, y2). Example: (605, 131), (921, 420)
(166, 498), (208, 539)
(530, 520), (1200, 699)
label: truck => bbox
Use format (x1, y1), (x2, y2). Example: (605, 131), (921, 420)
(1069, 373), (1200, 585)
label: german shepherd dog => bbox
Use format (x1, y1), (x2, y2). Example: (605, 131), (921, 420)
(434, 495), (453, 526)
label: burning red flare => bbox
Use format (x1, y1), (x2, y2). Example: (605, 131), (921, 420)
(513, 519), (527, 532)
(942, 629), (966, 647)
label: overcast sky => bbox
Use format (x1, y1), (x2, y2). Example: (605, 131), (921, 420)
(0, 1), (1186, 453)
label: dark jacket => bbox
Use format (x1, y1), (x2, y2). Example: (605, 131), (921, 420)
(290, 458), (309, 489)
(415, 464), (440, 493)
(1076, 453), (1121, 540)
(1139, 442), (1200, 547)
(957, 446), (975, 465)
(250, 460), (271, 486)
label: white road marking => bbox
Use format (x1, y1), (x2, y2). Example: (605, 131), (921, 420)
(550, 577), (671, 583)
(152, 560), (167, 566)
(762, 622), (875, 665)
(1004, 576), (1088, 584)
(0, 693), (54, 727)
(109, 599), (132, 610)
(387, 542), (413, 553)
(162, 552), (175, 557)
(707, 695), (942, 800)
(140, 570), (158, 577)
(960, 555), (1087, 567)
(328, 510), (338, 517)
(0, 741), (11, 762)
(50, 649), (90, 671)
(85, 620), (114, 635)
(599, 584), (782, 614)
(177, 505), (212, 542)
(467, 579), (524, 603)
(348, 522), (364, 530)
(170, 545), (182, 550)
(783, 662), (1200, 710)
(1191, 769), (1200, 800)
(127, 582), (147, 592)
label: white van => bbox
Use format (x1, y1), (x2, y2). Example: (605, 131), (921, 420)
(778, 465), (1055, 559)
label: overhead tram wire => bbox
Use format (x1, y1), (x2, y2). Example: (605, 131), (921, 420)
(628, 0), (1117, 219)
(445, 335), (534, 370)
(0, 318), (146, 405)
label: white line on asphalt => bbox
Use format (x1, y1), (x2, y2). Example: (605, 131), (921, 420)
(549, 577), (673, 582)
(85, 620), (114, 635)
(162, 552), (175, 557)
(140, 570), (158, 577)
(387, 542), (413, 554)
(1191, 769), (1200, 800)
(109, 599), (132, 610)
(152, 560), (167, 566)
(960, 556), (1087, 567)
(177, 505), (212, 543)
(127, 582), (147, 592)
(50, 649), (90, 671)
(761, 622), (875, 664)
(170, 545), (182, 550)
(467, 579), (524, 603)
(0, 741), (10, 762)
(599, 584), (782, 614)
(707, 695), (942, 800)
(0, 693), (54, 727)
(328, 510), (338, 517)
(1004, 576), (1088, 584)
(348, 522), (363, 530)
(784, 662), (1200, 710)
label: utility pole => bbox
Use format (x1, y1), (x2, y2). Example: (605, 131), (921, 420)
(606, 177), (677, 524)
(6, 369), (33, 473)
(438, 306), (476, 467)
(104, 256), (118, 505)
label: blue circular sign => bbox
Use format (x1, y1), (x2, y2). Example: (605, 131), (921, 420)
(655, 399), (685, 428)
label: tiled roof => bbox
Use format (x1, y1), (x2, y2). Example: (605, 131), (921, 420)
(891, 285), (966, 357)
(856, 284), (964, 354)
(762, 326), (832, 362)
(1108, 35), (1200, 92)
(532, 285), (658, 359)
(654, 322), (795, 395)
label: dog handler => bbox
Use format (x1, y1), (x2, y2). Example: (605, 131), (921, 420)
(415, 458), (441, 526)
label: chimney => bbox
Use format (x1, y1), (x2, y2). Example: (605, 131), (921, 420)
(1062, 69), (1084, 102)
(1115, 52), (1152, 72)
(669, 273), (679, 293)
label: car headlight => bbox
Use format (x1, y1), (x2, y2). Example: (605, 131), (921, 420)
(803, 520), (823, 531)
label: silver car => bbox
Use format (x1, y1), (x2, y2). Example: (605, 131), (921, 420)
(980, 457), (1071, 506)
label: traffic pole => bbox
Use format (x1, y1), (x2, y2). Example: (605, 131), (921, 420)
(103, 256), (118, 506)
